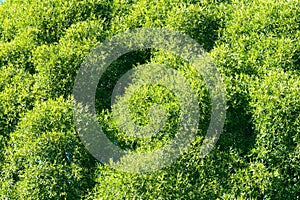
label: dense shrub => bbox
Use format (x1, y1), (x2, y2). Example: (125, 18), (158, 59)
(0, 0), (299, 199)
(248, 71), (300, 198)
(0, 0), (111, 43)
(212, 0), (300, 76)
(0, 65), (35, 172)
(88, 0), (300, 199)
(0, 97), (96, 199)
(32, 19), (106, 100)
(110, 0), (225, 50)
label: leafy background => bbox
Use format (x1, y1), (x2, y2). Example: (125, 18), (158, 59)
(0, 0), (299, 199)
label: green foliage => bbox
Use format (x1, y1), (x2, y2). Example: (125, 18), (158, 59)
(248, 71), (300, 198)
(0, 0), (299, 199)
(0, 97), (96, 200)
(32, 19), (106, 100)
(0, 65), (34, 136)
(212, 0), (300, 76)
(0, 65), (35, 171)
(0, 0), (111, 43)
(103, 83), (182, 151)
(110, 0), (225, 50)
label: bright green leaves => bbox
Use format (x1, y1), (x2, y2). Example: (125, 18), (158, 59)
(212, 0), (300, 75)
(0, 65), (34, 155)
(102, 83), (181, 152)
(32, 20), (106, 100)
(0, 0), (299, 199)
(248, 71), (300, 198)
(0, 97), (96, 200)
(0, 0), (110, 44)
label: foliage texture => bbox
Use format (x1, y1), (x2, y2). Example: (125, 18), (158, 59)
(0, 0), (299, 199)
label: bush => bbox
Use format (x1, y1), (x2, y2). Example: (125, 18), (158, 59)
(0, 97), (96, 200)
(0, 65), (34, 172)
(0, 0), (299, 199)
(212, 0), (300, 76)
(248, 71), (300, 198)
(32, 19), (106, 100)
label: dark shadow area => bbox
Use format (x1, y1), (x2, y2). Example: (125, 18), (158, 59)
(292, 49), (300, 72)
(187, 15), (222, 52)
(217, 86), (256, 157)
(95, 49), (152, 112)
